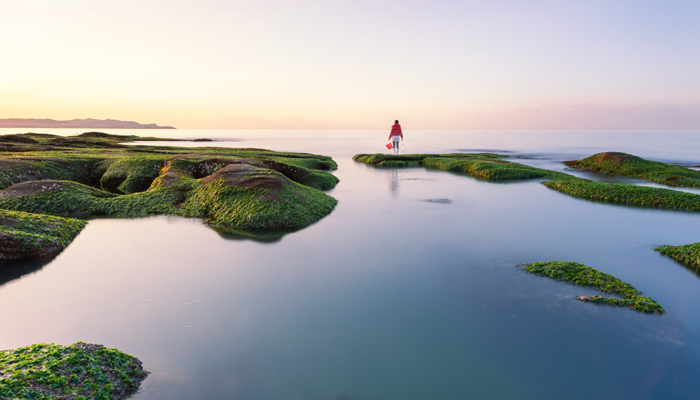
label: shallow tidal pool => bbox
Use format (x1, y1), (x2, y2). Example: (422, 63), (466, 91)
(2, 130), (700, 400)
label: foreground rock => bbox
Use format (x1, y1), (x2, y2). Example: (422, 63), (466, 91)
(0, 342), (148, 400)
(0, 133), (339, 257)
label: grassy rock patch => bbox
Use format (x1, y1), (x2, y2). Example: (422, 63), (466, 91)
(523, 261), (663, 313)
(656, 242), (700, 272)
(179, 164), (338, 232)
(0, 180), (179, 219)
(353, 153), (427, 168)
(0, 342), (147, 400)
(0, 209), (86, 260)
(542, 180), (700, 211)
(353, 153), (572, 181)
(566, 152), (700, 188)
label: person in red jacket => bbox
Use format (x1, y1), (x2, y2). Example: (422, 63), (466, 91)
(388, 120), (403, 155)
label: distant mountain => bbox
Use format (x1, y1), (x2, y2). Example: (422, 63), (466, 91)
(0, 118), (176, 129)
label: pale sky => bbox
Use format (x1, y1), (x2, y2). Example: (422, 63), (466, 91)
(2, 0), (699, 129)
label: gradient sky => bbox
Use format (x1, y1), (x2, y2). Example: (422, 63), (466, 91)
(2, 0), (699, 129)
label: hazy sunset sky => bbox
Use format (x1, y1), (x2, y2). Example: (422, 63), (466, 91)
(2, 0), (699, 129)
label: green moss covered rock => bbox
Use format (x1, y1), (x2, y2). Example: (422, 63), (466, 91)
(0, 209), (86, 260)
(353, 153), (573, 181)
(0, 342), (147, 400)
(179, 163), (338, 232)
(523, 261), (663, 313)
(543, 180), (700, 211)
(656, 242), (700, 271)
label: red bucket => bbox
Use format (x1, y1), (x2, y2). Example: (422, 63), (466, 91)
(386, 142), (393, 149)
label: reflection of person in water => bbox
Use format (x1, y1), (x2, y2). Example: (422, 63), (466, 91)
(388, 120), (403, 155)
(388, 168), (399, 197)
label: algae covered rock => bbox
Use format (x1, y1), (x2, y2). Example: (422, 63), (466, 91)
(353, 153), (570, 181)
(656, 242), (700, 272)
(0, 209), (86, 260)
(0, 342), (148, 400)
(523, 261), (664, 313)
(180, 164), (337, 232)
(0, 179), (178, 219)
(542, 180), (700, 211)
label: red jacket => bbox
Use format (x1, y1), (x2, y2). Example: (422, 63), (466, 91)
(388, 124), (403, 140)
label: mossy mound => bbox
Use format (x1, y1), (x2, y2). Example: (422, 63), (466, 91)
(656, 242), (700, 272)
(0, 209), (86, 260)
(0, 342), (147, 400)
(566, 152), (700, 188)
(523, 261), (664, 313)
(181, 170), (337, 232)
(0, 133), (339, 254)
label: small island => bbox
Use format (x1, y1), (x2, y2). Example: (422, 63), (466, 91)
(0, 132), (340, 259)
(0, 342), (148, 400)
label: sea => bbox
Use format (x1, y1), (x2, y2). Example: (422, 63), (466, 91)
(1, 129), (700, 400)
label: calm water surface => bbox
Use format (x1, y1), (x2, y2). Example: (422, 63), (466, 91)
(1, 129), (700, 399)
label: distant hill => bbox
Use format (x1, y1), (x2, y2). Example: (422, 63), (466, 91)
(0, 118), (175, 129)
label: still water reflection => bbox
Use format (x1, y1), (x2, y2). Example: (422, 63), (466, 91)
(1, 130), (700, 399)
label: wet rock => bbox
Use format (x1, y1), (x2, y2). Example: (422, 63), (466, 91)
(0, 180), (67, 198)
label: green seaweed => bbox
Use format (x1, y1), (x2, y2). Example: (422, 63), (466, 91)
(0, 181), (182, 219)
(523, 261), (663, 313)
(543, 180), (700, 211)
(656, 242), (700, 272)
(421, 156), (570, 182)
(0, 342), (147, 400)
(353, 153), (428, 168)
(0, 209), (86, 259)
(353, 153), (577, 182)
(353, 153), (573, 181)
(567, 152), (700, 188)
